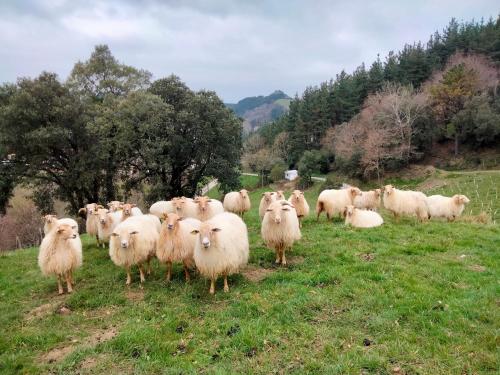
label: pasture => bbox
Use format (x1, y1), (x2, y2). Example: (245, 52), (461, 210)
(0, 171), (498, 374)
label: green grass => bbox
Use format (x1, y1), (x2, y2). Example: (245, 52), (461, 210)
(0, 171), (499, 374)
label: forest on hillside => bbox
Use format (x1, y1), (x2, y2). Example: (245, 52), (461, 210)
(244, 18), (500, 184)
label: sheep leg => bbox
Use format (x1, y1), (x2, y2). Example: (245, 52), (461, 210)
(138, 264), (146, 283)
(223, 275), (229, 293)
(126, 266), (132, 285)
(275, 249), (281, 264)
(57, 275), (64, 295)
(65, 272), (73, 294)
(147, 258), (152, 275)
(183, 262), (191, 282)
(281, 248), (287, 266)
(210, 278), (216, 295)
(166, 261), (172, 282)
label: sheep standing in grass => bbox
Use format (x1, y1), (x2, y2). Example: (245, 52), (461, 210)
(223, 190), (251, 216)
(96, 208), (123, 248)
(261, 200), (301, 266)
(121, 203), (143, 221)
(172, 197), (198, 219)
(107, 201), (124, 212)
(78, 203), (101, 243)
(38, 223), (82, 295)
(344, 205), (383, 228)
(259, 192), (276, 219)
(354, 189), (382, 211)
(194, 196), (224, 221)
(109, 215), (160, 285)
(192, 212), (249, 294)
(426, 194), (470, 221)
(157, 213), (201, 282)
(149, 199), (177, 218)
(383, 185), (428, 222)
(316, 187), (362, 221)
(288, 190), (310, 227)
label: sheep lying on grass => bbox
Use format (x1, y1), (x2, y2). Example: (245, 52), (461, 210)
(38, 222), (82, 295)
(78, 203), (101, 244)
(223, 190), (251, 216)
(157, 213), (201, 282)
(427, 194), (470, 221)
(109, 215), (160, 285)
(354, 189), (382, 211)
(288, 190), (310, 227)
(344, 205), (383, 228)
(150, 200), (176, 218)
(383, 185), (428, 222)
(259, 192), (276, 219)
(316, 187), (362, 221)
(261, 200), (301, 266)
(192, 212), (249, 294)
(194, 196), (224, 221)
(96, 208), (123, 248)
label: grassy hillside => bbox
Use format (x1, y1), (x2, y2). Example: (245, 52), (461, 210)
(0, 171), (499, 374)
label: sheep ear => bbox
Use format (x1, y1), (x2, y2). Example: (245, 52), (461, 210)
(78, 208), (86, 215)
(281, 207), (290, 211)
(130, 231), (138, 235)
(207, 199), (212, 202)
(97, 204), (104, 209)
(177, 216), (184, 221)
(190, 229), (199, 235)
(56, 227), (64, 233)
(212, 228), (222, 232)
(266, 208), (272, 212)
(161, 213), (168, 220)
(110, 233), (118, 237)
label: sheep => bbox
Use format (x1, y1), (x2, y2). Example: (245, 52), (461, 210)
(157, 213), (201, 282)
(259, 192), (276, 219)
(275, 190), (286, 200)
(149, 199), (177, 218)
(95, 208), (123, 247)
(261, 200), (301, 266)
(107, 201), (124, 212)
(172, 197), (198, 219)
(191, 212), (249, 294)
(223, 189), (251, 216)
(344, 205), (384, 228)
(38, 222), (82, 295)
(78, 203), (101, 244)
(193, 196), (224, 221)
(354, 189), (382, 211)
(316, 187), (362, 221)
(288, 190), (310, 227)
(109, 215), (160, 285)
(121, 203), (143, 221)
(43, 215), (79, 235)
(382, 185), (428, 222)
(426, 194), (470, 221)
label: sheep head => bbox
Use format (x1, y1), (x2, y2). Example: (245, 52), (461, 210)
(43, 214), (58, 225)
(191, 223), (221, 249)
(266, 200), (294, 224)
(56, 223), (77, 240)
(121, 203), (136, 217)
(374, 189), (382, 197)
(163, 213), (184, 230)
(349, 187), (362, 199)
(261, 192), (275, 203)
(344, 205), (355, 218)
(96, 208), (110, 225)
(195, 196), (211, 212)
(383, 185), (394, 195)
(110, 229), (138, 249)
(453, 195), (470, 205)
(239, 189), (249, 200)
(290, 190), (303, 203)
(107, 201), (123, 212)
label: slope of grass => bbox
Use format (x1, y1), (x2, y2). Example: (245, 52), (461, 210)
(0, 171), (498, 374)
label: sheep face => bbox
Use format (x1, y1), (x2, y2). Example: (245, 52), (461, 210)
(266, 201), (293, 224)
(374, 189), (382, 197)
(262, 192), (275, 203)
(43, 214), (58, 225)
(192, 223), (221, 249)
(111, 230), (138, 249)
(345, 205), (355, 218)
(195, 196), (211, 213)
(164, 213), (183, 230)
(121, 203), (136, 217)
(107, 201), (123, 212)
(349, 187), (362, 199)
(96, 208), (110, 225)
(173, 198), (187, 214)
(383, 185), (395, 195)
(290, 190), (304, 203)
(453, 195), (470, 205)
(56, 224), (77, 240)
(239, 189), (249, 201)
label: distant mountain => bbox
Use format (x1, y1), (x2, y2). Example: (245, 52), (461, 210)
(226, 90), (291, 133)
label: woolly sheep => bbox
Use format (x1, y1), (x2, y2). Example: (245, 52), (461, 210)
(427, 194), (470, 221)
(78, 203), (101, 244)
(149, 199), (177, 218)
(261, 200), (301, 266)
(38, 222), (82, 294)
(172, 197), (198, 219)
(316, 187), (362, 220)
(109, 215), (160, 285)
(121, 203), (143, 221)
(354, 189), (382, 211)
(191, 212), (249, 294)
(259, 192), (276, 219)
(344, 205), (384, 228)
(383, 185), (428, 222)
(288, 190), (310, 227)
(95, 208), (123, 247)
(157, 213), (201, 282)
(223, 189), (251, 216)
(107, 201), (124, 212)
(194, 196), (224, 221)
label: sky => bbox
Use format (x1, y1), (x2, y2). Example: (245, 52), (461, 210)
(0, 1), (498, 103)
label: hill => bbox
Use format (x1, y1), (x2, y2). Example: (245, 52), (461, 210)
(0, 171), (498, 373)
(226, 90), (291, 133)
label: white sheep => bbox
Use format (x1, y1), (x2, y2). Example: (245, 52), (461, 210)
(259, 192), (276, 219)
(109, 215), (160, 285)
(172, 197), (198, 219)
(38, 222), (82, 295)
(157, 213), (201, 282)
(383, 185), (428, 222)
(344, 205), (384, 228)
(191, 212), (249, 294)
(149, 199), (177, 218)
(95, 208), (123, 247)
(223, 189), (251, 216)
(107, 201), (124, 212)
(426, 194), (470, 221)
(261, 200), (301, 266)
(78, 203), (101, 244)
(316, 187), (362, 220)
(121, 203), (143, 221)
(193, 196), (224, 221)
(354, 189), (382, 211)
(288, 190), (310, 227)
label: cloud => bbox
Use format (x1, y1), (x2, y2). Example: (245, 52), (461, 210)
(0, 0), (498, 101)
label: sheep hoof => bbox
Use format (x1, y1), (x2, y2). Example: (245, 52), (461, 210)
(224, 286), (229, 293)
(58, 289), (64, 295)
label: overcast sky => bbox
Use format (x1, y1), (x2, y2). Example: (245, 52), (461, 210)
(0, 1), (498, 102)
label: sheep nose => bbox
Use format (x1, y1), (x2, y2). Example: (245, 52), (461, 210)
(167, 224), (173, 229)
(100, 219), (105, 224)
(202, 238), (210, 248)
(71, 234), (77, 239)
(275, 217), (281, 224)
(121, 241), (128, 248)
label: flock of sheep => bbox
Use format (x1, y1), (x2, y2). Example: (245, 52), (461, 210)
(37, 184), (470, 295)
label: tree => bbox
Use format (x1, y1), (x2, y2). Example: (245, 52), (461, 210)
(298, 150), (324, 188)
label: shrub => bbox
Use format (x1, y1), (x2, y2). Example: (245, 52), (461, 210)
(269, 162), (287, 183)
(0, 200), (43, 251)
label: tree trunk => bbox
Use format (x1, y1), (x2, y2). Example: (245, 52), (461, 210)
(454, 134), (459, 156)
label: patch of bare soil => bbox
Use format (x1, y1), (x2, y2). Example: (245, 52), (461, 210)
(468, 264), (486, 272)
(359, 253), (375, 262)
(242, 265), (275, 282)
(417, 178), (447, 191)
(42, 345), (74, 364)
(79, 353), (133, 374)
(26, 302), (57, 321)
(126, 289), (144, 301)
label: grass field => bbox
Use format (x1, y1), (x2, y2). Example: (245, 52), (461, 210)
(0, 171), (499, 374)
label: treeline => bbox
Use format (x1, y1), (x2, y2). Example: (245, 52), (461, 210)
(245, 17), (500, 182)
(0, 46), (243, 215)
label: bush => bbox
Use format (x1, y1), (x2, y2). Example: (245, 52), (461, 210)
(298, 150), (325, 188)
(269, 162), (287, 183)
(0, 200), (43, 251)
